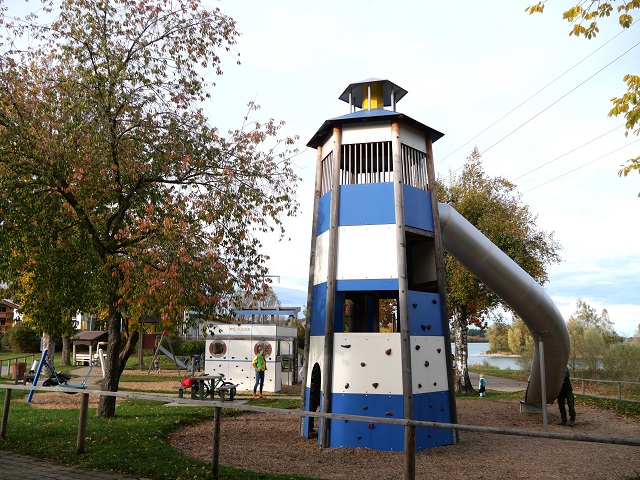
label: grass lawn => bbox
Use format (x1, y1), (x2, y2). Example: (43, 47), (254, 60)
(0, 389), (318, 480)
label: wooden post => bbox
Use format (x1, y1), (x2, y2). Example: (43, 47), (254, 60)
(391, 121), (415, 480)
(320, 126), (342, 448)
(299, 145), (324, 436)
(76, 392), (89, 454)
(425, 134), (459, 438)
(211, 406), (222, 479)
(1, 388), (12, 439)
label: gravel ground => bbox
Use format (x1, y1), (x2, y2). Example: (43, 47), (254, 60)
(27, 378), (640, 480)
(169, 397), (640, 480)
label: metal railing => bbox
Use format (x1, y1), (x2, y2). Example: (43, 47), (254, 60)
(1, 383), (639, 480)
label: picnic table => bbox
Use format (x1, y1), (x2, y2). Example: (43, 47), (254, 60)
(178, 374), (237, 402)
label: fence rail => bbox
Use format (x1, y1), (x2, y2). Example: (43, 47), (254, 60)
(1, 384), (639, 480)
(0, 355), (36, 380)
(572, 377), (640, 402)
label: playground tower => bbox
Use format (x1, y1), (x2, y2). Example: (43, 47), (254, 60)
(301, 79), (457, 451)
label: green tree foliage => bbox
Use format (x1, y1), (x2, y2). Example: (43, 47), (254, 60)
(601, 343), (640, 381)
(2, 322), (40, 353)
(0, 0), (298, 417)
(438, 148), (561, 392)
(526, 1), (640, 188)
(486, 319), (509, 353)
(566, 299), (621, 376)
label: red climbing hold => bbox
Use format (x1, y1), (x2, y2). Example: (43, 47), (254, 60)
(385, 348), (392, 355)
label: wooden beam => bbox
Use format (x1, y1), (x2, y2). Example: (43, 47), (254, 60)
(211, 406), (222, 479)
(76, 392), (89, 454)
(320, 126), (342, 448)
(1, 388), (12, 439)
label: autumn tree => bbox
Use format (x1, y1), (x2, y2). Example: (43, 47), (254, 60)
(0, 0), (298, 417)
(566, 299), (620, 376)
(526, 1), (640, 186)
(438, 148), (561, 392)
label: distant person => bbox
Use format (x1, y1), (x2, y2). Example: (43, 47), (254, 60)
(557, 368), (576, 426)
(252, 347), (267, 399)
(193, 353), (201, 372)
(478, 374), (486, 397)
(154, 357), (161, 374)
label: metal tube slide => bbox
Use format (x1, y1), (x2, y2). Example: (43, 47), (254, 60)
(438, 202), (569, 406)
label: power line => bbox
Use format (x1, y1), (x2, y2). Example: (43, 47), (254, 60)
(522, 138), (640, 194)
(480, 38), (640, 156)
(437, 21), (637, 167)
(510, 124), (624, 182)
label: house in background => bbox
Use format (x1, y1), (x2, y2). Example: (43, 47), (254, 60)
(0, 299), (19, 333)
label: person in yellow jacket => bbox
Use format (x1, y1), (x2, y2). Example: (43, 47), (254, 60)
(252, 347), (267, 399)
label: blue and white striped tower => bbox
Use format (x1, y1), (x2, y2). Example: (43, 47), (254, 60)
(301, 79), (457, 452)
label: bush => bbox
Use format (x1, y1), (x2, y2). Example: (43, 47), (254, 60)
(181, 340), (205, 356)
(2, 322), (41, 353)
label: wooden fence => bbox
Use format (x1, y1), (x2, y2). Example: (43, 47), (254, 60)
(0, 355), (36, 381)
(1, 383), (639, 480)
(572, 377), (640, 402)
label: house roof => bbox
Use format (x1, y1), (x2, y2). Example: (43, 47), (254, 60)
(72, 331), (108, 342)
(1, 299), (20, 309)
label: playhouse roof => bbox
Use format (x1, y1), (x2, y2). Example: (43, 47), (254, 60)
(72, 330), (108, 342)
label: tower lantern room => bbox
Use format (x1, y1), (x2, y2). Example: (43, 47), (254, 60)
(301, 79), (457, 452)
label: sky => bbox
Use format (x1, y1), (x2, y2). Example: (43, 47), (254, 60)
(201, 1), (640, 337)
(6, 1), (638, 336)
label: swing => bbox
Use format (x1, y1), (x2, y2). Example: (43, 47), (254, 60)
(42, 358), (97, 394)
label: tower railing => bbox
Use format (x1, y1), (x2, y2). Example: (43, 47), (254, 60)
(320, 142), (429, 196)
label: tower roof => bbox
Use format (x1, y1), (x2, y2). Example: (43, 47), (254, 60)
(307, 109), (444, 149)
(339, 79), (408, 108)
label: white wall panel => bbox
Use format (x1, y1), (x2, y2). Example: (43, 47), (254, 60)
(306, 336), (325, 388)
(410, 336), (449, 394)
(342, 122), (391, 145)
(400, 125), (426, 152)
(336, 225), (397, 280)
(332, 333), (403, 395)
(313, 230), (330, 286)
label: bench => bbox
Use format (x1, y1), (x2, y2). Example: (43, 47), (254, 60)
(216, 383), (238, 402)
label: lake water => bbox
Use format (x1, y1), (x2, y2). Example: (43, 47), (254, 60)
(451, 342), (522, 370)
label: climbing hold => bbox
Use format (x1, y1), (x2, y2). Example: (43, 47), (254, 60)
(360, 362), (366, 367)
(418, 383), (423, 388)
(345, 383), (349, 389)
(357, 436), (362, 440)
(363, 405), (368, 410)
(440, 407), (445, 412)
(385, 412), (393, 416)
(433, 382), (437, 386)
(372, 382), (379, 389)
(432, 298), (438, 304)
(385, 348), (392, 355)
(368, 423), (374, 429)
(341, 344), (352, 348)
(429, 404), (433, 408)
(415, 345), (421, 350)
(412, 303), (417, 308)
(437, 348), (441, 353)
(427, 324), (432, 330)
(428, 434), (432, 439)
(424, 361), (429, 367)
(420, 324), (427, 331)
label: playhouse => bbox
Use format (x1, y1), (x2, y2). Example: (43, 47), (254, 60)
(204, 323), (298, 393)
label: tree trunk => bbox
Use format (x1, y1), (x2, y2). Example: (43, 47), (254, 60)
(42, 331), (56, 375)
(453, 309), (475, 394)
(61, 336), (71, 366)
(96, 292), (140, 417)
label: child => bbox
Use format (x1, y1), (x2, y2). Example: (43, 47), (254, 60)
(479, 374), (486, 397)
(154, 357), (161, 374)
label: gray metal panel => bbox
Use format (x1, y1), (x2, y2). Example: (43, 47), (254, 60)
(438, 203), (569, 406)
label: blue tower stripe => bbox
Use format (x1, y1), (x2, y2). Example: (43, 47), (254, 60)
(408, 291), (444, 337)
(403, 185), (434, 232)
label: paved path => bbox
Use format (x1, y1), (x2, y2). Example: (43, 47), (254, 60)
(0, 449), (150, 480)
(468, 372), (528, 392)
